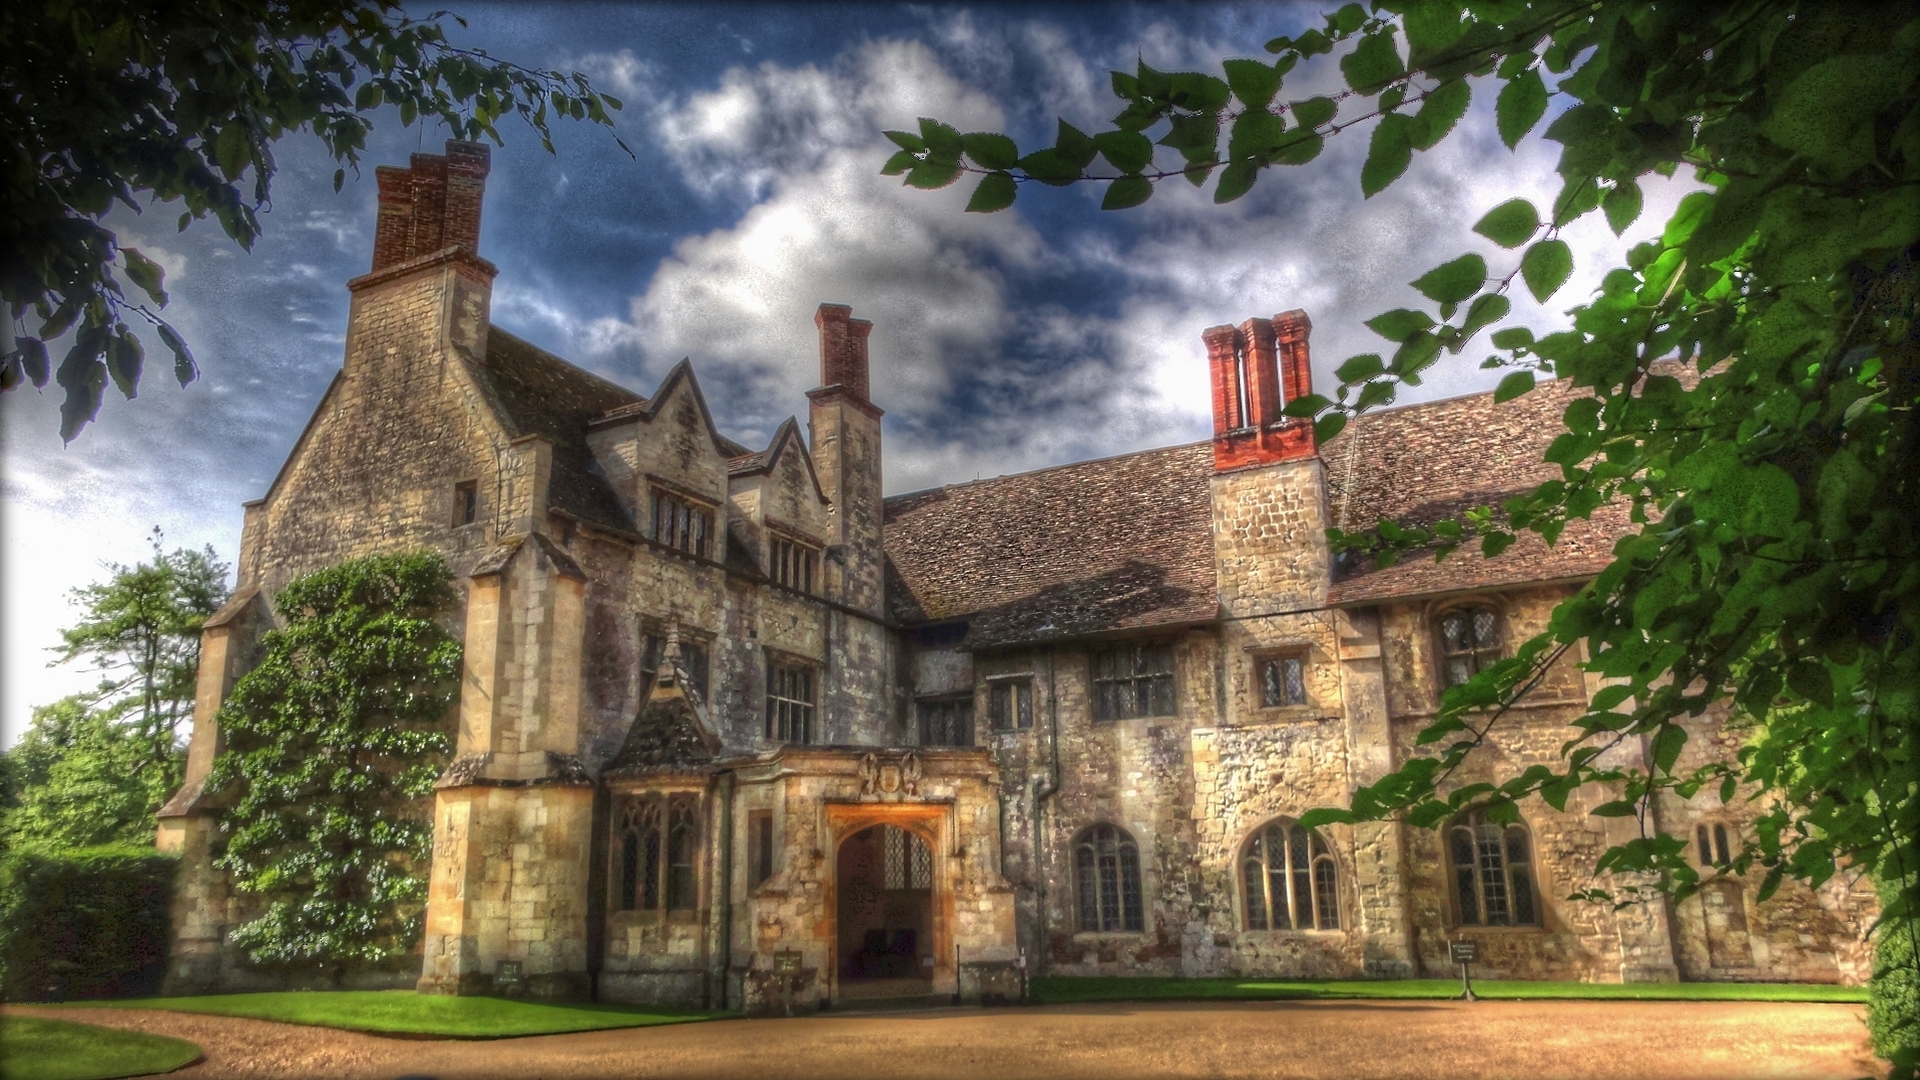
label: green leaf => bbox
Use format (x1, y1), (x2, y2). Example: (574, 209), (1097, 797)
(1490, 326), (1533, 350)
(1018, 149), (1081, 185)
(1519, 239), (1572, 302)
(919, 118), (964, 162)
(1290, 96), (1337, 129)
(1365, 308), (1435, 343)
(1361, 113), (1416, 197)
(1591, 799), (1638, 818)
(1273, 130), (1324, 165)
(1602, 180), (1643, 235)
(1494, 370), (1535, 402)
(1411, 79), (1470, 150)
(158, 322), (197, 387)
(881, 150), (917, 176)
(1495, 68), (1547, 149)
(965, 172), (1017, 213)
(1230, 110), (1286, 160)
(106, 331), (143, 399)
(1458, 294), (1510, 342)
(15, 336), (51, 387)
(1168, 72), (1232, 112)
(216, 123), (252, 181)
(1335, 353), (1385, 383)
(1214, 160), (1258, 204)
(962, 132), (1019, 171)
(121, 248), (168, 307)
(1111, 71), (1140, 100)
(905, 160), (962, 190)
(1341, 29), (1404, 94)
(1786, 660), (1834, 708)
(1284, 392), (1333, 418)
(1473, 199), (1540, 248)
(1101, 175), (1153, 210)
(1054, 120), (1098, 168)
(1093, 130), (1154, 173)
(884, 130), (927, 152)
(1410, 253), (1488, 305)
(1330, 3), (1367, 34)
(1313, 412), (1348, 443)
(1223, 58), (1280, 110)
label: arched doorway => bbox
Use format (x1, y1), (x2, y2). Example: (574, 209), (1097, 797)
(836, 823), (933, 998)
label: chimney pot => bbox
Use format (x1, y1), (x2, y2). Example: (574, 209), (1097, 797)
(815, 302), (871, 402)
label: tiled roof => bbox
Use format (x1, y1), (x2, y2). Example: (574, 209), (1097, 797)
(1320, 378), (1627, 604)
(882, 443), (1219, 648)
(468, 327), (642, 531)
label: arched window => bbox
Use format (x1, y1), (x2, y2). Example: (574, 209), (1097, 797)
(1242, 819), (1339, 930)
(1695, 821), (1734, 867)
(1447, 810), (1539, 927)
(1435, 604), (1503, 688)
(614, 794), (700, 914)
(1073, 824), (1143, 932)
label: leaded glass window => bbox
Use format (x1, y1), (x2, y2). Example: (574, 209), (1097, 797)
(1447, 809), (1538, 927)
(1242, 818), (1339, 930)
(881, 826), (932, 890)
(1073, 824), (1143, 932)
(1436, 605), (1503, 688)
(1258, 654), (1308, 708)
(1091, 643), (1176, 721)
(614, 795), (699, 914)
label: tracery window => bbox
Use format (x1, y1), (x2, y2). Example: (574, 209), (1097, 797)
(614, 794), (700, 914)
(1696, 821), (1735, 867)
(1073, 824), (1143, 932)
(1091, 643), (1176, 721)
(1242, 818), (1339, 930)
(1436, 604), (1504, 688)
(1447, 810), (1539, 927)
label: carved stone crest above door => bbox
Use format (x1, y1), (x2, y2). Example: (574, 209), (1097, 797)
(858, 752), (922, 800)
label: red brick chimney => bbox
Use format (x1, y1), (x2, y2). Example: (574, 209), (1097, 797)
(371, 140), (491, 271)
(814, 303), (873, 403)
(1204, 309), (1315, 472)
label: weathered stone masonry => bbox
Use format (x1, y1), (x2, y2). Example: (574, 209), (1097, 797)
(161, 140), (1874, 1009)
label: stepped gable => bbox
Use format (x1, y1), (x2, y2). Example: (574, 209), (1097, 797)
(882, 442), (1218, 649)
(1322, 377), (1629, 604)
(465, 326), (643, 531)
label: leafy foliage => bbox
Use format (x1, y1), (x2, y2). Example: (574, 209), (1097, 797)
(52, 528), (228, 788)
(0, 844), (176, 1002)
(208, 551), (460, 971)
(892, 3), (1920, 1067)
(0, 0), (626, 440)
(0, 695), (182, 850)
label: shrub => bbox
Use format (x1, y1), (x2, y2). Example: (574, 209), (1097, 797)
(0, 844), (175, 1002)
(1872, 911), (1919, 1079)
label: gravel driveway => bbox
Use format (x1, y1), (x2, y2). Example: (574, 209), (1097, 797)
(6, 998), (1883, 1080)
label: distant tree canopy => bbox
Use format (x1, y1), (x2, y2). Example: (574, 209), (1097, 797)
(891, 2), (1916, 1071)
(209, 550), (460, 971)
(0, 0), (626, 440)
(2, 531), (226, 849)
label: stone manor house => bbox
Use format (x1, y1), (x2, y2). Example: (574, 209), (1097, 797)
(157, 141), (1875, 1010)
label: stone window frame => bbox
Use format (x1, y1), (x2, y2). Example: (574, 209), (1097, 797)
(1694, 819), (1738, 868)
(1088, 641), (1178, 723)
(611, 791), (704, 923)
(1250, 646), (1313, 712)
(1071, 822), (1146, 934)
(451, 478), (479, 528)
(1444, 808), (1543, 929)
(986, 674), (1035, 731)
(1238, 816), (1342, 932)
(747, 809), (777, 891)
(916, 693), (975, 747)
(1430, 598), (1510, 697)
(637, 621), (713, 703)
(767, 529), (820, 595)
(764, 650), (818, 745)
(649, 483), (716, 560)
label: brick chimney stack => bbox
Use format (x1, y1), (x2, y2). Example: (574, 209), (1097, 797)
(371, 140), (491, 271)
(814, 303), (874, 402)
(1204, 308), (1316, 472)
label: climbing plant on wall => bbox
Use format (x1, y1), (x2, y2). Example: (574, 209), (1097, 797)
(209, 550), (461, 972)
(889, 2), (1917, 1069)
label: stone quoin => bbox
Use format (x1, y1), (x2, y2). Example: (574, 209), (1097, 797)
(155, 140), (1877, 1011)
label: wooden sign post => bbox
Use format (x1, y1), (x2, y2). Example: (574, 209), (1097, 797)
(1450, 940), (1478, 1001)
(773, 950), (802, 1016)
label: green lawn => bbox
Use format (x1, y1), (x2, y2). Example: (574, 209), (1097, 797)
(1, 1017), (201, 1080)
(55, 990), (725, 1038)
(1029, 976), (1871, 1005)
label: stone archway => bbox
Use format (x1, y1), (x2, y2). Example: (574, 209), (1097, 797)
(824, 803), (951, 1004)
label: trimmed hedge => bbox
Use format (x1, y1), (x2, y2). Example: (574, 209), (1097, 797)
(1871, 912), (1919, 1078)
(0, 845), (175, 1002)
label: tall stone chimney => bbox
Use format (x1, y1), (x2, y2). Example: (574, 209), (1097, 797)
(371, 141), (491, 271)
(807, 304), (884, 618)
(348, 140), (497, 362)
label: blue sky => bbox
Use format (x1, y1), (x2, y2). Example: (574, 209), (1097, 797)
(0, 2), (1696, 743)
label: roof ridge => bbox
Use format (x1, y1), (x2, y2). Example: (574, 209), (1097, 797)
(883, 439), (1212, 504)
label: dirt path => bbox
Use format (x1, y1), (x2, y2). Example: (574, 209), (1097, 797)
(6, 998), (1884, 1080)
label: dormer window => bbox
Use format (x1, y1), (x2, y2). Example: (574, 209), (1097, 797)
(770, 536), (817, 594)
(651, 488), (713, 559)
